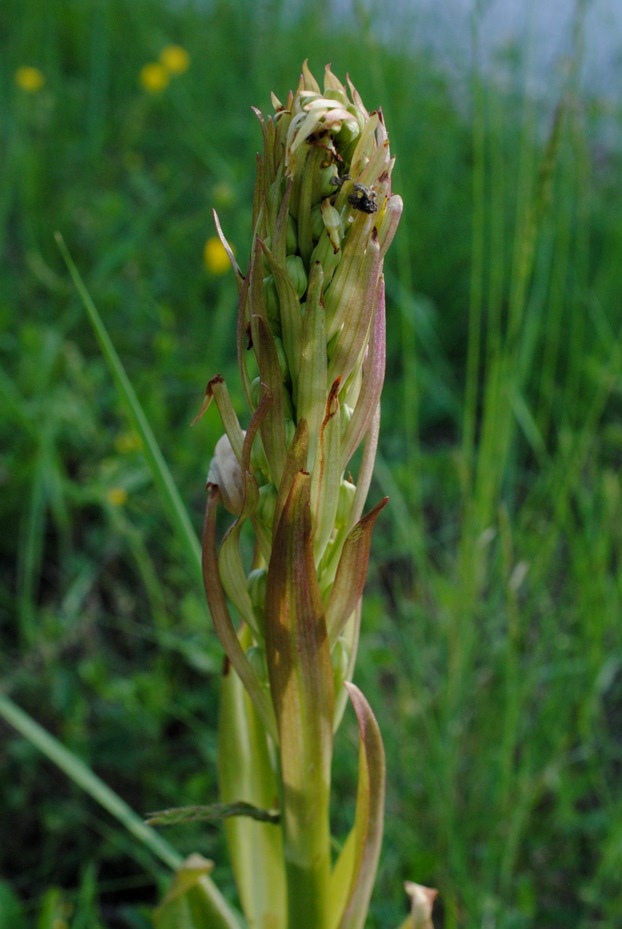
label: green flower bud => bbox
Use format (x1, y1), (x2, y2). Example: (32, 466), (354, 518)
(247, 567), (268, 609)
(285, 254), (307, 299)
(336, 478), (356, 528)
(319, 164), (340, 197)
(321, 199), (342, 254)
(310, 233), (342, 288)
(257, 482), (277, 530)
(331, 636), (350, 691)
(340, 403), (354, 436)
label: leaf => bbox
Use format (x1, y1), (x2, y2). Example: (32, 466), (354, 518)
(213, 209), (244, 285)
(296, 260), (327, 473)
(191, 375), (245, 464)
(153, 855), (244, 929)
(202, 485), (278, 743)
(219, 626), (287, 929)
(311, 378), (343, 563)
(145, 802), (280, 827)
(264, 470), (334, 928)
(217, 388), (273, 635)
(332, 683), (386, 929)
(252, 313), (288, 485)
(54, 234), (202, 588)
(327, 245), (382, 395)
(341, 279), (386, 469)
(326, 497), (388, 645)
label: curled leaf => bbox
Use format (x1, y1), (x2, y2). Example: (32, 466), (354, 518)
(331, 683), (385, 929)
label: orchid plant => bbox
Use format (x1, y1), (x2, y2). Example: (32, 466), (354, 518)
(153, 62), (435, 929)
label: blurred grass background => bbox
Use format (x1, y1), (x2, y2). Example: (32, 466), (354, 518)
(2, 0), (622, 927)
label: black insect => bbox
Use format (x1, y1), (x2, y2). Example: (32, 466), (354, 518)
(329, 174), (378, 214)
(348, 182), (378, 214)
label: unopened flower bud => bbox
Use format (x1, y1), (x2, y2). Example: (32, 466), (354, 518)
(335, 478), (356, 528)
(331, 636), (350, 691)
(285, 255), (308, 299)
(207, 434), (245, 515)
(247, 568), (268, 613)
(256, 482), (277, 530)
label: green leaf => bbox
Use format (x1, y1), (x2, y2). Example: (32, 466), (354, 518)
(54, 234), (202, 588)
(311, 379), (343, 564)
(326, 497), (388, 645)
(327, 248), (382, 395)
(332, 683), (386, 929)
(341, 282), (386, 470)
(192, 374), (245, 463)
(296, 260), (327, 472)
(153, 855), (244, 929)
(252, 312), (289, 485)
(273, 417), (309, 538)
(264, 470), (334, 929)
(202, 486), (278, 744)
(219, 627), (287, 929)
(145, 802), (280, 827)
(217, 391), (273, 636)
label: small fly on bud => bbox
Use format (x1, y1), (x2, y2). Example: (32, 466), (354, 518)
(329, 174), (378, 214)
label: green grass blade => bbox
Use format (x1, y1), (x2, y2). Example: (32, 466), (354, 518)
(0, 692), (183, 871)
(54, 232), (202, 587)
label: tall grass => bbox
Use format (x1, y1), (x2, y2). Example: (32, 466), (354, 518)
(2, 1), (622, 927)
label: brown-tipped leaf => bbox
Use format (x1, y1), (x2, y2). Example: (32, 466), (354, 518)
(264, 470), (334, 927)
(202, 486), (278, 743)
(326, 497), (388, 645)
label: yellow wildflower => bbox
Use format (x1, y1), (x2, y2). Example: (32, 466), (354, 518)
(160, 45), (190, 75)
(204, 236), (232, 275)
(139, 62), (169, 93)
(114, 431), (143, 454)
(106, 487), (128, 507)
(15, 66), (45, 93)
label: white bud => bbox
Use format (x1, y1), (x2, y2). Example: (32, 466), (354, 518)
(207, 433), (245, 515)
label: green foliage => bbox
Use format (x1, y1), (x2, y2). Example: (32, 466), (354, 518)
(2, 0), (622, 927)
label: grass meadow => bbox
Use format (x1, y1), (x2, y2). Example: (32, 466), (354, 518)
(2, 1), (622, 927)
